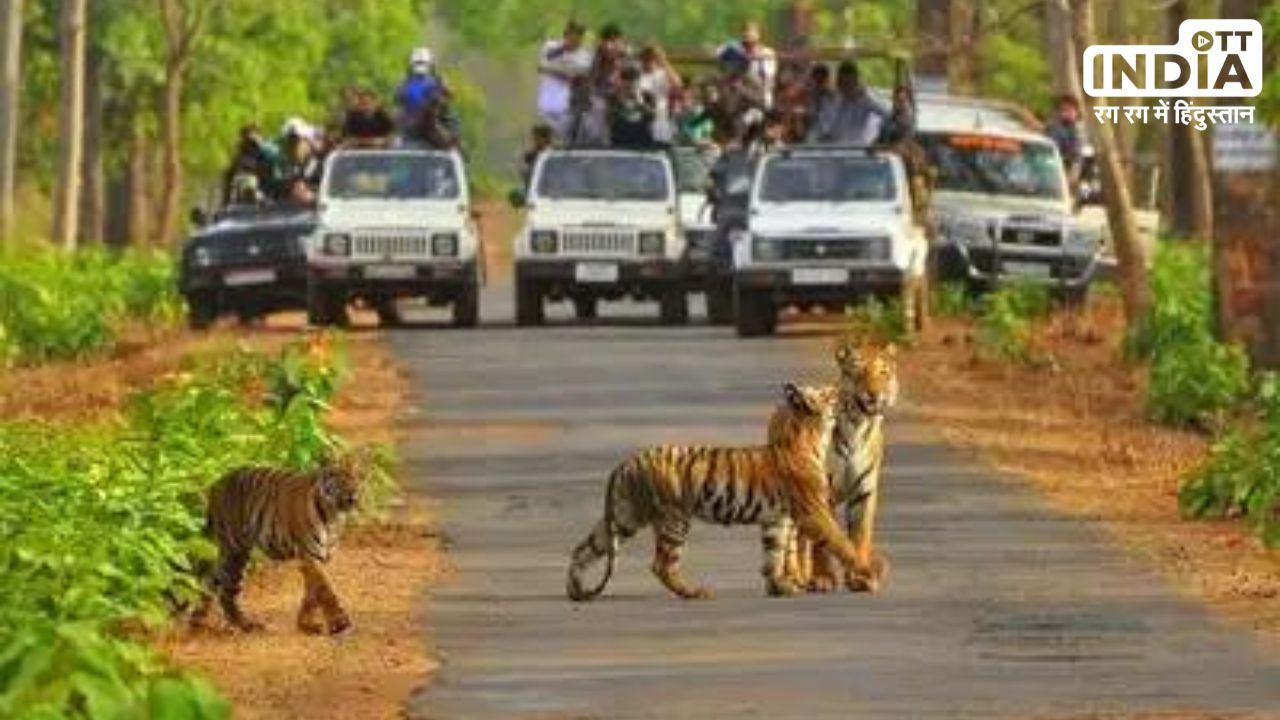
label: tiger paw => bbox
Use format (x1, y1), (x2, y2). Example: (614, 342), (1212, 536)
(681, 586), (714, 601)
(845, 572), (880, 593)
(807, 575), (837, 593)
(231, 617), (266, 633)
(297, 617), (326, 635)
(765, 578), (801, 597)
(327, 614), (353, 636)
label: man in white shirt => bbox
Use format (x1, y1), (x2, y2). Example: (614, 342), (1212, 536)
(637, 45), (683, 145)
(537, 21), (594, 135)
(740, 22), (777, 109)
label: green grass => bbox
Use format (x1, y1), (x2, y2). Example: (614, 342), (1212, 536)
(0, 333), (393, 718)
(0, 249), (181, 367)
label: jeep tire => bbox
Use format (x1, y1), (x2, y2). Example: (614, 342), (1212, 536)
(186, 291), (218, 331)
(734, 282), (776, 337)
(705, 278), (734, 325)
(453, 279), (480, 328)
(572, 295), (598, 321)
(515, 272), (544, 326)
(658, 286), (690, 326)
(307, 284), (348, 327)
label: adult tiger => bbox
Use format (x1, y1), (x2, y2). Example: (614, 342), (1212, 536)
(191, 453), (363, 634)
(800, 341), (897, 593)
(566, 383), (879, 602)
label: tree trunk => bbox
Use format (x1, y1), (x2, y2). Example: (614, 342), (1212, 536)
(155, 63), (184, 246)
(916, 0), (950, 84)
(1165, 0), (1213, 241)
(0, 0), (22, 248)
(79, 47), (105, 246)
(1043, 0), (1077, 97)
(125, 127), (152, 247)
(51, 0), (87, 250)
(1069, 0), (1150, 335)
(949, 0), (979, 94)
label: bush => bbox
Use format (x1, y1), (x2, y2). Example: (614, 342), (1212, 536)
(973, 282), (1052, 364)
(930, 281), (973, 318)
(1180, 373), (1280, 547)
(0, 333), (388, 718)
(845, 297), (908, 345)
(0, 249), (181, 367)
(1139, 242), (1251, 428)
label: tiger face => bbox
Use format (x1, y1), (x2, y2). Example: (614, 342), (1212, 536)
(771, 382), (840, 447)
(834, 342), (898, 416)
(316, 460), (360, 513)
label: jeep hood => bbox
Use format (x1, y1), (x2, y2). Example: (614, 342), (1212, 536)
(932, 190), (1071, 222)
(750, 202), (907, 236)
(319, 199), (467, 230)
(528, 200), (673, 229)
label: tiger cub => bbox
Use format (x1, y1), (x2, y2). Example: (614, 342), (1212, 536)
(191, 454), (362, 634)
(566, 383), (878, 602)
(799, 341), (897, 593)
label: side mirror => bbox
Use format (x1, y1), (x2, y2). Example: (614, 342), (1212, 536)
(189, 207), (209, 228)
(507, 188), (526, 208)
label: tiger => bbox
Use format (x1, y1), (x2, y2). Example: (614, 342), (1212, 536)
(796, 341), (898, 593)
(190, 453), (362, 634)
(566, 382), (879, 602)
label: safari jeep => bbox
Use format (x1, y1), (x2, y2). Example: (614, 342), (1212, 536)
(731, 146), (929, 338)
(917, 113), (1103, 301)
(307, 148), (481, 327)
(511, 148), (686, 325)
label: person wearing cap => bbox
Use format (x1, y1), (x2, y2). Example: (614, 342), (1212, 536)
(537, 21), (594, 134)
(396, 47), (445, 134)
(709, 44), (766, 143)
(277, 118), (323, 204)
(737, 21), (777, 109)
(806, 60), (887, 146)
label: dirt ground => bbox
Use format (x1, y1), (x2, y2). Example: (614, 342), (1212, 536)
(3, 318), (445, 720)
(900, 298), (1280, 645)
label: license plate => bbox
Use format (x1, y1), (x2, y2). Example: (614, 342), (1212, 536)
(364, 264), (417, 280)
(574, 262), (619, 283)
(1002, 261), (1052, 278)
(791, 267), (847, 285)
(223, 268), (276, 286)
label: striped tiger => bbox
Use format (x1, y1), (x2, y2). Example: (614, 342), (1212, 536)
(566, 383), (878, 602)
(799, 341), (897, 593)
(191, 454), (362, 634)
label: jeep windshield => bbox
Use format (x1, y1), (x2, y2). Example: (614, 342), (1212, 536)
(757, 155), (896, 203)
(327, 153), (459, 200)
(535, 154), (670, 202)
(918, 133), (1065, 200)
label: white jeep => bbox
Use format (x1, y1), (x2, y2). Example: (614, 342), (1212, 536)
(307, 148), (481, 327)
(511, 148), (687, 325)
(731, 146), (929, 338)
(915, 107), (1103, 300)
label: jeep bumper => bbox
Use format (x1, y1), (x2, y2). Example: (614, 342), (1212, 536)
(936, 242), (1099, 290)
(308, 260), (478, 298)
(734, 265), (908, 304)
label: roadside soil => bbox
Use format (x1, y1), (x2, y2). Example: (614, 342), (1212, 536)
(3, 317), (444, 720)
(899, 297), (1280, 645)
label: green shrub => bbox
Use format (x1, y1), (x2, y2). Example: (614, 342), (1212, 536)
(973, 282), (1052, 364)
(0, 249), (181, 366)
(845, 297), (908, 345)
(930, 281), (973, 318)
(1139, 242), (1251, 428)
(0, 334), (386, 718)
(1180, 373), (1280, 547)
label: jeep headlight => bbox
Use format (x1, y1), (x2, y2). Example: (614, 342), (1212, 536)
(323, 233), (351, 256)
(752, 237), (782, 262)
(432, 232), (459, 257)
(638, 231), (665, 256)
(1066, 228), (1101, 253)
(530, 230), (558, 254)
(193, 246), (214, 267)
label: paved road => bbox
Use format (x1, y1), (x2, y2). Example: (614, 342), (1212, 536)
(393, 285), (1280, 720)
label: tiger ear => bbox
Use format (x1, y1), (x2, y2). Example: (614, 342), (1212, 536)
(782, 382), (815, 414)
(835, 341), (859, 369)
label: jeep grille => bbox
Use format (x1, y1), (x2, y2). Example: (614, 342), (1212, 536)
(353, 233), (430, 258)
(773, 236), (891, 262)
(1000, 226), (1062, 248)
(561, 229), (637, 255)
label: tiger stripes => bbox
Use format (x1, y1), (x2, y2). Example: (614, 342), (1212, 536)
(192, 456), (362, 634)
(801, 341), (898, 593)
(566, 383), (877, 602)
